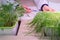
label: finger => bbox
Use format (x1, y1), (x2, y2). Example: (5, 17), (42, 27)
(52, 9), (55, 11)
(49, 9), (56, 12)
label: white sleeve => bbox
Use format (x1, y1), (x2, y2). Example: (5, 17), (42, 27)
(34, 0), (48, 10)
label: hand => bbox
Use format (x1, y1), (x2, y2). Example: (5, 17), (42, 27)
(22, 5), (31, 13)
(43, 5), (55, 12)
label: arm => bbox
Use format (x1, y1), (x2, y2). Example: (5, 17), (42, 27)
(34, 0), (55, 12)
(34, 0), (48, 10)
(38, 0), (48, 11)
(40, 0), (55, 12)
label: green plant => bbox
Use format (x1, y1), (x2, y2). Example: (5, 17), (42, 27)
(0, 2), (25, 27)
(15, 5), (25, 17)
(0, 3), (18, 27)
(29, 12), (60, 37)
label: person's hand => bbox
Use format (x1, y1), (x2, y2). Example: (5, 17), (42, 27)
(43, 5), (55, 12)
(22, 5), (32, 13)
